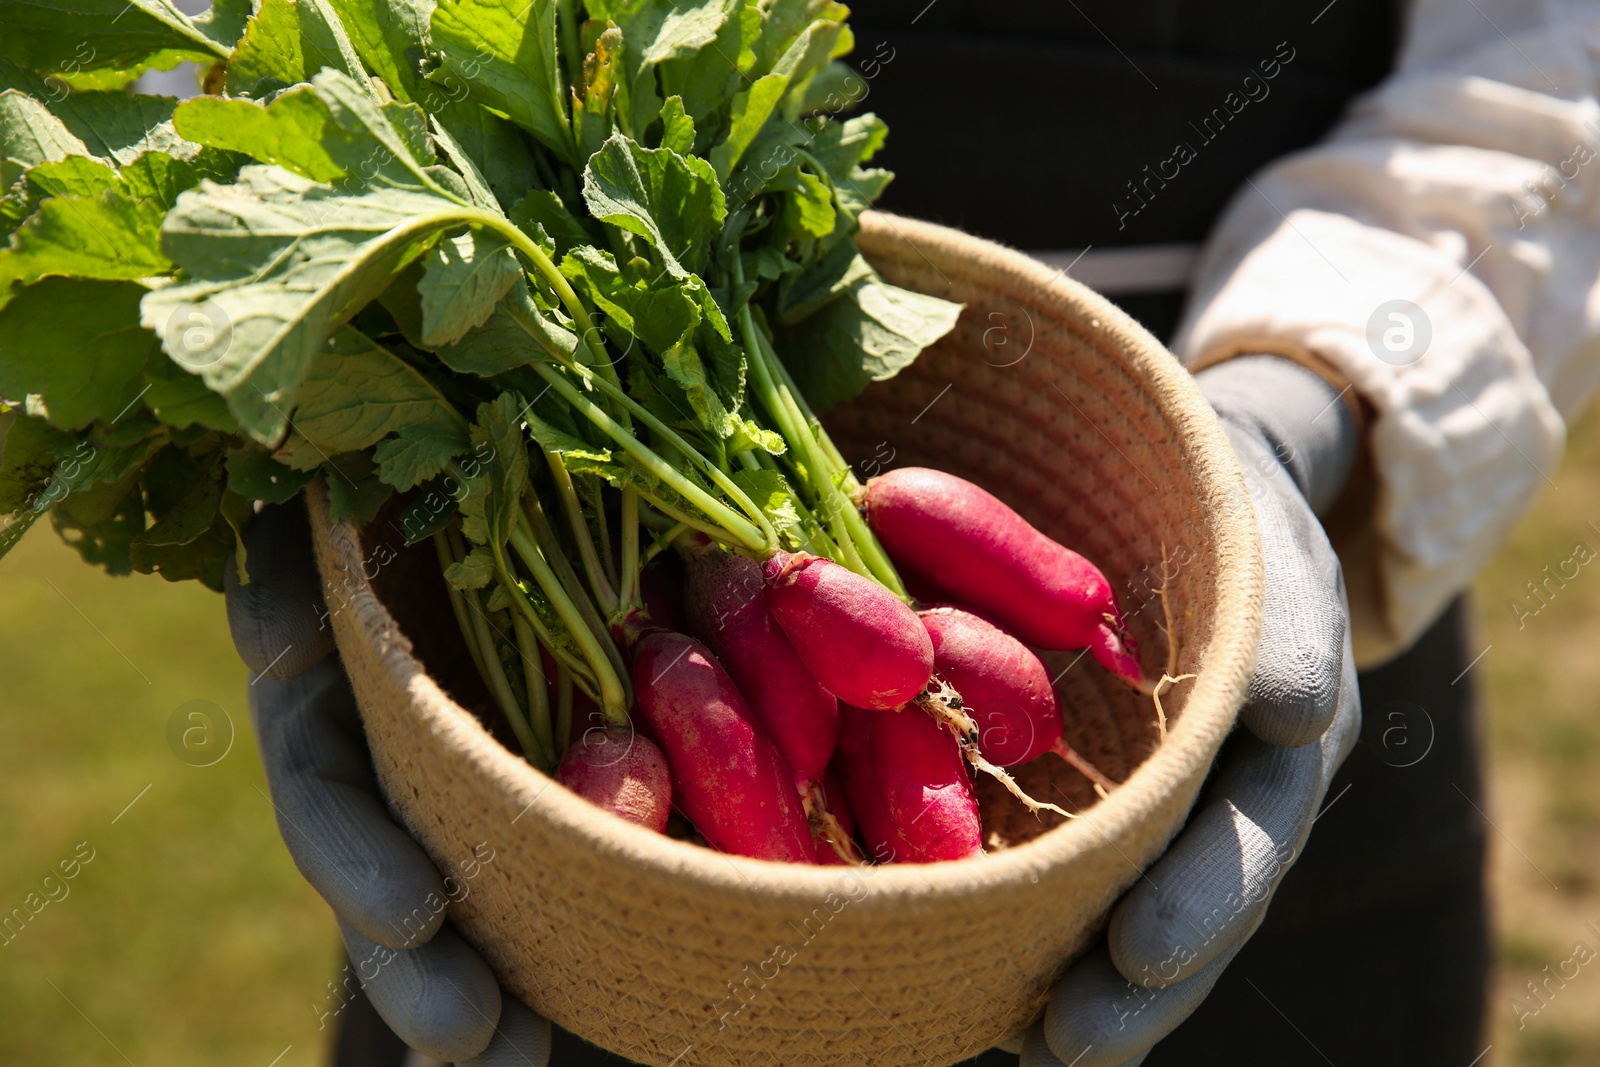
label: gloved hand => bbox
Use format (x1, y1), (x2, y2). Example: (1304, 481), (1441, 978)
(226, 498), (551, 1066)
(1022, 355), (1364, 1067)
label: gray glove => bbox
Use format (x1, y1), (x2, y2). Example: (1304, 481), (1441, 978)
(1025, 355), (1363, 1066)
(227, 499), (551, 1066)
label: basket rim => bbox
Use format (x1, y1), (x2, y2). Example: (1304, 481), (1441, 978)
(311, 209), (1263, 905)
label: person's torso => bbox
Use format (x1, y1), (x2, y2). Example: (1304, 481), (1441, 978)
(847, 0), (1403, 336)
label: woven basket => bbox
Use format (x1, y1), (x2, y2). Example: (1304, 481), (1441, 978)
(307, 211), (1263, 1066)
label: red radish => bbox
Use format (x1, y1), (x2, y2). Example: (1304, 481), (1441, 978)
(763, 551), (933, 710)
(869, 705), (983, 863)
(864, 467), (1143, 685)
(555, 726), (672, 832)
(683, 544), (841, 793)
(835, 705), (907, 863)
(920, 606), (1061, 767)
(631, 631), (815, 863)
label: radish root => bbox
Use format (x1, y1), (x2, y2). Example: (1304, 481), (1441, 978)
(805, 781), (864, 864)
(1147, 542), (1197, 740)
(913, 685), (1073, 819)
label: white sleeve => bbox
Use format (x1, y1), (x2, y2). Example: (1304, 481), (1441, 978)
(1174, 0), (1600, 666)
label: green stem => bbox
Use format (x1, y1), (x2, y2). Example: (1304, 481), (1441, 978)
(735, 279), (865, 573)
(449, 534), (542, 765)
(551, 361), (778, 551)
(528, 361), (770, 552)
(520, 495), (633, 708)
(434, 532), (491, 684)
(511, 609), (558, 769)
(642, 522), (688, 566)
(478, 214), (619, 392)
(746, 310), (908, 597)
(509, 518), (629, 724)
(555, 664), (574, 760)
(586, 477), (620, 590)
(545, 452), (618, 614)
(619, 488), (640, 613)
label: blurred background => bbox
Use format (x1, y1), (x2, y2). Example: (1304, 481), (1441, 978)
(4, 401), (1600, 1066)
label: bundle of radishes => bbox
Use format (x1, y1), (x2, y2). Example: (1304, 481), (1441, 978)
(0, 0), (1149, 865)
(559, 464), (1144, 865)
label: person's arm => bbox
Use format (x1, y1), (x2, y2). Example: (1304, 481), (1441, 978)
(228, 500), (551, 1067)
(1175, 0), (1600, 665)
(1026, 355), (1361, 1067)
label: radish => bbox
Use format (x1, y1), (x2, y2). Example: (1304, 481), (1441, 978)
(763, 551), (934, 710)
(920, 605), (1061, 767)
(863, 467), (1143, 685)
(869, 704), (984, 863)
(631, 631), (815, 863)
(835, 705), (908, 863)
(683, 544), (841, 793)
(555, 726), (672, 833)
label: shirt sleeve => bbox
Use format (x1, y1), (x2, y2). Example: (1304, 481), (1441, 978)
(1173, 0), (1600, 666)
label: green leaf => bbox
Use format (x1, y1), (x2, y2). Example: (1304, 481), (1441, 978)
(143, 350), (238, 432)
(140, 154), (484, 443)
(581, 132), (724, 279)
(428, 0), (570, 159)
(0, 410), (72, 513)
(0, 278), (157, 430)
(429, 101), (538, 212)
(324, 450), (392, 524)
(225, 0), (368, 98)
(0, 0), (231, 75)
(808, 112), (887, 176)
(0, 90), (89, 171)
(16, 89), (199, 166)
(417, 228), (523, 347)
(25, 156), (124, 200)
(435, 278), (575, 377)
(135, 452), (224, 546)
(776, 274), (962, 410)
(173, 90), (349, 183)
(710, 71), (786, 179)
(128, 515), (235, 591)
(176, 71), (433, 187)
(445, 544), (495, 589)
(730, 465), (798, 542)
(372, 423), (471, 490)
(775, 239), (872, 323)
(288, 328), (469, 456)
(508, 188), (591, 259)
(657, 0), (757, 127)
(573, 24), (623, 159)
(325, 0), (433, 102)
(0, 187), (169, 295)
(657, 94), (695, 154)
(458, 392), (528, 546)
(226, 444), (315, 503)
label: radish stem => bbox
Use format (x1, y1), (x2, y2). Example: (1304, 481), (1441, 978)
(546, 452), (618, 614)
(508, 518), (629, 723)
(511, 609), (557, 769)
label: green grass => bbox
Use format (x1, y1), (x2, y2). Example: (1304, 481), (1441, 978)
(1478, 396), (1600, 1066)
(8, 398), (1600, 1065)
(0, 523), (337, 1066)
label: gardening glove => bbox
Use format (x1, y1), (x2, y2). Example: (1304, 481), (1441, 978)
(227, 498), (551, 1067)
(1025, 355), (1363, 1066)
